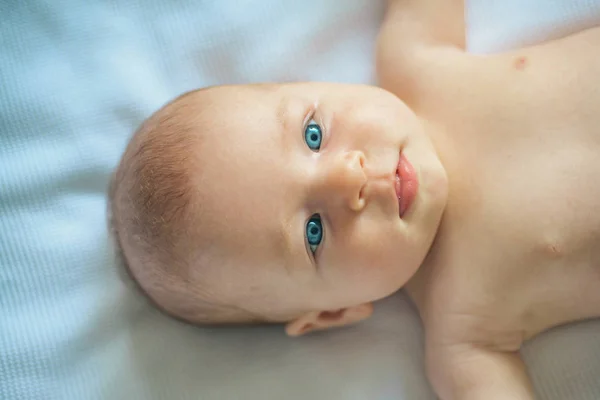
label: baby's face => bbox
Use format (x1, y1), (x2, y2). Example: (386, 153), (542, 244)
(187, 83), (448, 319)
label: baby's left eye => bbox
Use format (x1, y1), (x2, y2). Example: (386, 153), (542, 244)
(304, 120), (322, 151)
(305, 214), (323, 255)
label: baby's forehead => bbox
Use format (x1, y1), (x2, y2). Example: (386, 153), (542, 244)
(183, 82), (304, 250)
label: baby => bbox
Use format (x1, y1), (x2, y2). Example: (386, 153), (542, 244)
(110, 0), (600, 399)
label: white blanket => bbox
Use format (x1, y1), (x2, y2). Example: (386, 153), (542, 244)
(1, 1), (598, 399)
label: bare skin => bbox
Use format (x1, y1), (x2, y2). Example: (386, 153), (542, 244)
(378, 1), (600, 398)
(114, 2), (600, 398)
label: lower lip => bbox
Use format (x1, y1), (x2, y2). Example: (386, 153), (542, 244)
(395, 154), (419, 217)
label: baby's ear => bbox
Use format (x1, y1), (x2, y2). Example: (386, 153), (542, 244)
(284, 303), (373, 337)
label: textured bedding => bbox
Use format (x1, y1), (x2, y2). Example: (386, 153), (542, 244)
(1, 1), (599, 399)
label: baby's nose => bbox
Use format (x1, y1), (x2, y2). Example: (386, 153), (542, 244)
(321, 150), (366, 211)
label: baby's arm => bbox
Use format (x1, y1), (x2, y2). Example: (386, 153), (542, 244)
(377, 0), (466, 103)
(427, 343), (535, 400)
(381, 0), (465, 49)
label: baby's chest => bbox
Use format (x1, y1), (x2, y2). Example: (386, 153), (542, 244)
(489, 141), (600, 258)
(418, 208), (600, 347)
(439, 154), (600, 337)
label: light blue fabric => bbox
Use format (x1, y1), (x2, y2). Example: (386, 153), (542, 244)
(2, 1), (600, 400)
(1, 2), (399, 399)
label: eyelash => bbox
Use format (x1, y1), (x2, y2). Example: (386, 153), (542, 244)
(303, 109), (326, 149)
(303, 108), (326, 260)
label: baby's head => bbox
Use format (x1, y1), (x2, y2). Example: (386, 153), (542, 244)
(110, 82), (448, 335)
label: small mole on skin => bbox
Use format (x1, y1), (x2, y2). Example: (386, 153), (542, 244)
(542, 241), (563, 259)
(514, 56), (528, 71)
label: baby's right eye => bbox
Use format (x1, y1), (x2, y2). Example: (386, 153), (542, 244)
(304, 120), (322, 151)
(305, 214), (323, 255)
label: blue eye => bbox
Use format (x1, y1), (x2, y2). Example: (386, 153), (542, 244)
(305, 214), (323, 254)
(304, 121), (322, 151)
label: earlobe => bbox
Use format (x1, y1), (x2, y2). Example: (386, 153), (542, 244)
(284, 303), (373, 337)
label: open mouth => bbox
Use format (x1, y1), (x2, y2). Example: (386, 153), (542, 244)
(395, 153), (419, 218)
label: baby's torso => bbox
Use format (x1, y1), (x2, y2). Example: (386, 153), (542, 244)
(395, 27), (600, 348)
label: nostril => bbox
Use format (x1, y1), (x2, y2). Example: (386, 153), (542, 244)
(355, 186), (366, 211)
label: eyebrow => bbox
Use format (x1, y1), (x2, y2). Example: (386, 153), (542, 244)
(275, 95), (292, 156)
(272, 95), (311, 273)
(277, 215), (296, 275)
